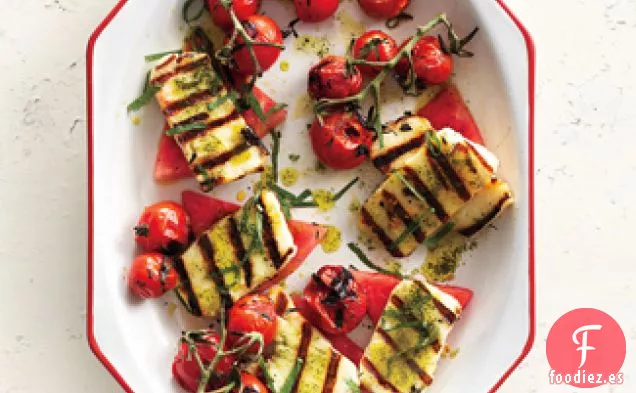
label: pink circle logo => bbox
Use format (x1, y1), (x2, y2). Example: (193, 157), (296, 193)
(546, 308), (626, 388)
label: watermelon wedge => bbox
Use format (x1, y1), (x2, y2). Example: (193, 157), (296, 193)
(291, 294), (364, 365)
(417, 84), (485, 145)
(352, 271), (474, 325)
(243, 86), (288, 138)
(154, 127), (193, 182)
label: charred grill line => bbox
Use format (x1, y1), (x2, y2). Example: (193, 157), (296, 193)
(198, 142), (253, 171)
(259, 196), (285, 270)
(197, 235), (231, 305)
(171, 257), (202, 316)
(376, 329), (434, 386)
(275, 290), (289, 316)
(428, 147), (471, 201)
(361, 357), (400, 393)
(164, 90), (215, 115)
(291, 322), (313, 393)
(174, 111), (241, 144)
(321, 350), (341, 393)
(361, 208), (406, 258)
(402, 167), (448, 221)
(372, 135), (426, 171)
(458, 193), (512, 237)
(382, 190), (425, 243)
(413, 280), (457, 324)
(229, 217), (251, 288)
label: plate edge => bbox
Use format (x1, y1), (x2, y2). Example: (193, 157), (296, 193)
(85, 1), (537, 392)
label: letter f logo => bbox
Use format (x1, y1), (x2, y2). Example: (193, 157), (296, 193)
(572, 325), (602, 368)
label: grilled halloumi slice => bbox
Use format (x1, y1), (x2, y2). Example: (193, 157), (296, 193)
(371, 117), (498, 175)
(360, 127), (497, 257)
(266, 287), (359, 393)
(150, 52), (267, 192)
(360, 278), (462, 393)
(173, 190), (297, 317)
(452, 179), (513, 238)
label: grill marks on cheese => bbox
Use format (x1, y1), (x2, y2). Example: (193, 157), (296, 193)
(360, 279), (462, 393)
(268, 288), (359, 393)
(176, 191), (297, 317)
(150, 53), (267, 191)
(361, 116), (514, 257)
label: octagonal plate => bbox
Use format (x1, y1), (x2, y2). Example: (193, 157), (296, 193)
(87, 1), (535, 392)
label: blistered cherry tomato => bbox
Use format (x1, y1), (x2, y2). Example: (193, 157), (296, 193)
(303, 266), (368, 335)
(396, 36), (453, 86)
(207, 0), (261, 31)
(352, 30), (399, 76)
(309, 112), (373, 170)
(308, 56), (363, 100)
(134, 201), (190, 253)
(232, 15), (283, 75)
(172, 332), (236, 393)
(357, 0), (410, 19)
(293, 0), (339, 22)
(128, 253), (178, 299)
(227, 294), (277, 353)
(234, 373), (269, 393)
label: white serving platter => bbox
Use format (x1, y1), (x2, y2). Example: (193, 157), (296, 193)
(87, 1), (535, 392)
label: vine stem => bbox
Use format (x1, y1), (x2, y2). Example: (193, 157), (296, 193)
(217, 0), (285, 77)
(313, 13), (451, 145)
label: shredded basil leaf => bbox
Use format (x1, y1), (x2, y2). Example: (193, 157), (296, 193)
(127, 85), (160, 112)
(279, 358), (304, 393)
(144, 49), (182, 62)
(165, 123), (208, 136)
(347, 242), (403, 278)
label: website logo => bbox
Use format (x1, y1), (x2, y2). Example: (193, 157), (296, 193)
(546, 308), (625, 387)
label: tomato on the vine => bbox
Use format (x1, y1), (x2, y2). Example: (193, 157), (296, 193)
(134, 201), (190, 253)
(352, 30), (399, 76)
(234, 373), (269, 393)
(308, 56), (363, 100)
(396, 35), (453, 86)
(232, 15), (283, 75)
(128, 253), (179, 299)
(309, 112), (373, 170)
(293, 0), (339, 23)
(303, 266), (368, 335)
(227, 294), (277, 353)
(357, 0), (410, 19)
(207, 0), (261, 31)
(172, 332), (236, 393)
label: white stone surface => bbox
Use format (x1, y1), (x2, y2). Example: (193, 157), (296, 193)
(0, 0), (634, 392)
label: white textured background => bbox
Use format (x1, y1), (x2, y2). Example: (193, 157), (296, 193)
(0, 0), (634, 392)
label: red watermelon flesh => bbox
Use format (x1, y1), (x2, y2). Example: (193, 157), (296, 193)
(417, 84), (485, 145)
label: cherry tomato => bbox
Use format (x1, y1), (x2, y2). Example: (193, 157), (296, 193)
(172, 332), (236, 393)
(352, 30), (399, 76)
(227, 294), (277, 353)
(303, 266), (368, 335)
(134, 201), (190, 253)
(232, 15), (283, 75)
(207, 0), (261, 31)
(357, 0), (410, 19)
(128, 253), (179, 299)
(234, 373), (269, 393)
(396, 36), (453, 86)
(308, 56), (363, 100)
(309, 112), (373, 170)
(293, 0), (339, 23)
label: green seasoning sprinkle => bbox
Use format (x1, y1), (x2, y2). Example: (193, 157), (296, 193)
(144, 49), (182, 62)
(347, 242), (403, 278)
(127, 85), (160, 112)
(165, 123), (208, 136)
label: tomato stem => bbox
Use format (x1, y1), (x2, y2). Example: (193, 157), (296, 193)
(313, 14), (463, 146)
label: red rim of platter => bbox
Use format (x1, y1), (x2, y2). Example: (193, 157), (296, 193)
(86, 2), (536, 392)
